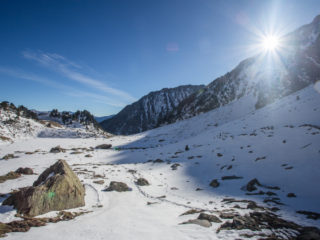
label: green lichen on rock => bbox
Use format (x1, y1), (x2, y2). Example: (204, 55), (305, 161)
(3, 159), (85, 217)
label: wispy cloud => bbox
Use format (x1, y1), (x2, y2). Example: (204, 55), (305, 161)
(0, 66), (68, 89)
(22, 50), (136, 102)
(0, 66), (127, 108)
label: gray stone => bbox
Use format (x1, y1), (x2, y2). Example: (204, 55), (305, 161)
(104, 181), (131, 192)
(3, 160), (85, 217)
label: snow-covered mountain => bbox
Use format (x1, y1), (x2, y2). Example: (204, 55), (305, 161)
(100, 85), (204, 135)
(160, 15), (320, 124)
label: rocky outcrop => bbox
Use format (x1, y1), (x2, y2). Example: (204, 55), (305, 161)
(1, 154), (16, 160)
(3, 160), (85, 217)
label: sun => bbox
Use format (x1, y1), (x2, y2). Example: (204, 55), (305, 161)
(262, 35), (280, 51)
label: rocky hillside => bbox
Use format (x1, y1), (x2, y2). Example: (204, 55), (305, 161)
(0, 102), (110, 142)
(37, 109), (102, 131)
(160, 15), (320, 124)
(101, 85), (204, 135)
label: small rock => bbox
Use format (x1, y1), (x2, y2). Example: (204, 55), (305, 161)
(2, 154), (15, 160)
(209, 179), (220, 188)
(84, 154), (92, 158)
(104, 181), (131, 192)
(171, 163), (180, 170)
(15, 168), (33, 175)
(287, 193), (297, 198)
(217, 153), (223, 157)
(49, 146), (65, 153)
(153, 159), (164, 163)
(221, 175), (243, 180)
(219, 212), (239, 219)
(180, 209), (203, 216)
(95, 144), (112, 149)
(93, 180), (105, 185)
(180, 219), (212, 228)
(70, 151), (82, 154)
(198, 213), (222, 223)
(296, 210), (320, 220)
(266, 191), (277, 196)
(135, 178), (150, 186)
(0, 171), (21, 183)
(246, 178), (261, 192)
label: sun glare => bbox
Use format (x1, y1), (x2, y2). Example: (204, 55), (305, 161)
(262, 35), (280, 51)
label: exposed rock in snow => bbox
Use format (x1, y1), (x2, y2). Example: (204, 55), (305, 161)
(3, 160), (85, 217)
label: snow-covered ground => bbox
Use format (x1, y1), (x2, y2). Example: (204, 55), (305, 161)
(0, 84), (320, 239)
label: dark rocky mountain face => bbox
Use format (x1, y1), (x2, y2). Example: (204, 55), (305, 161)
(159, 15), (320, 125)
(100, 85), (204, 135)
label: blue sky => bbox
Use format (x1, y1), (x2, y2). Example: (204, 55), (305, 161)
(0, 0), (319, 116)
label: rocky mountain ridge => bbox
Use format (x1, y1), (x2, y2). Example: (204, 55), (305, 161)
(101, 85), (204, 135)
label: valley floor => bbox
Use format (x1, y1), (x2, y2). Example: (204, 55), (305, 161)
(1, 85), (320, 239)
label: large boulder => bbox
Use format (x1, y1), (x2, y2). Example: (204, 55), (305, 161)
(3, 160), (85, 217)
